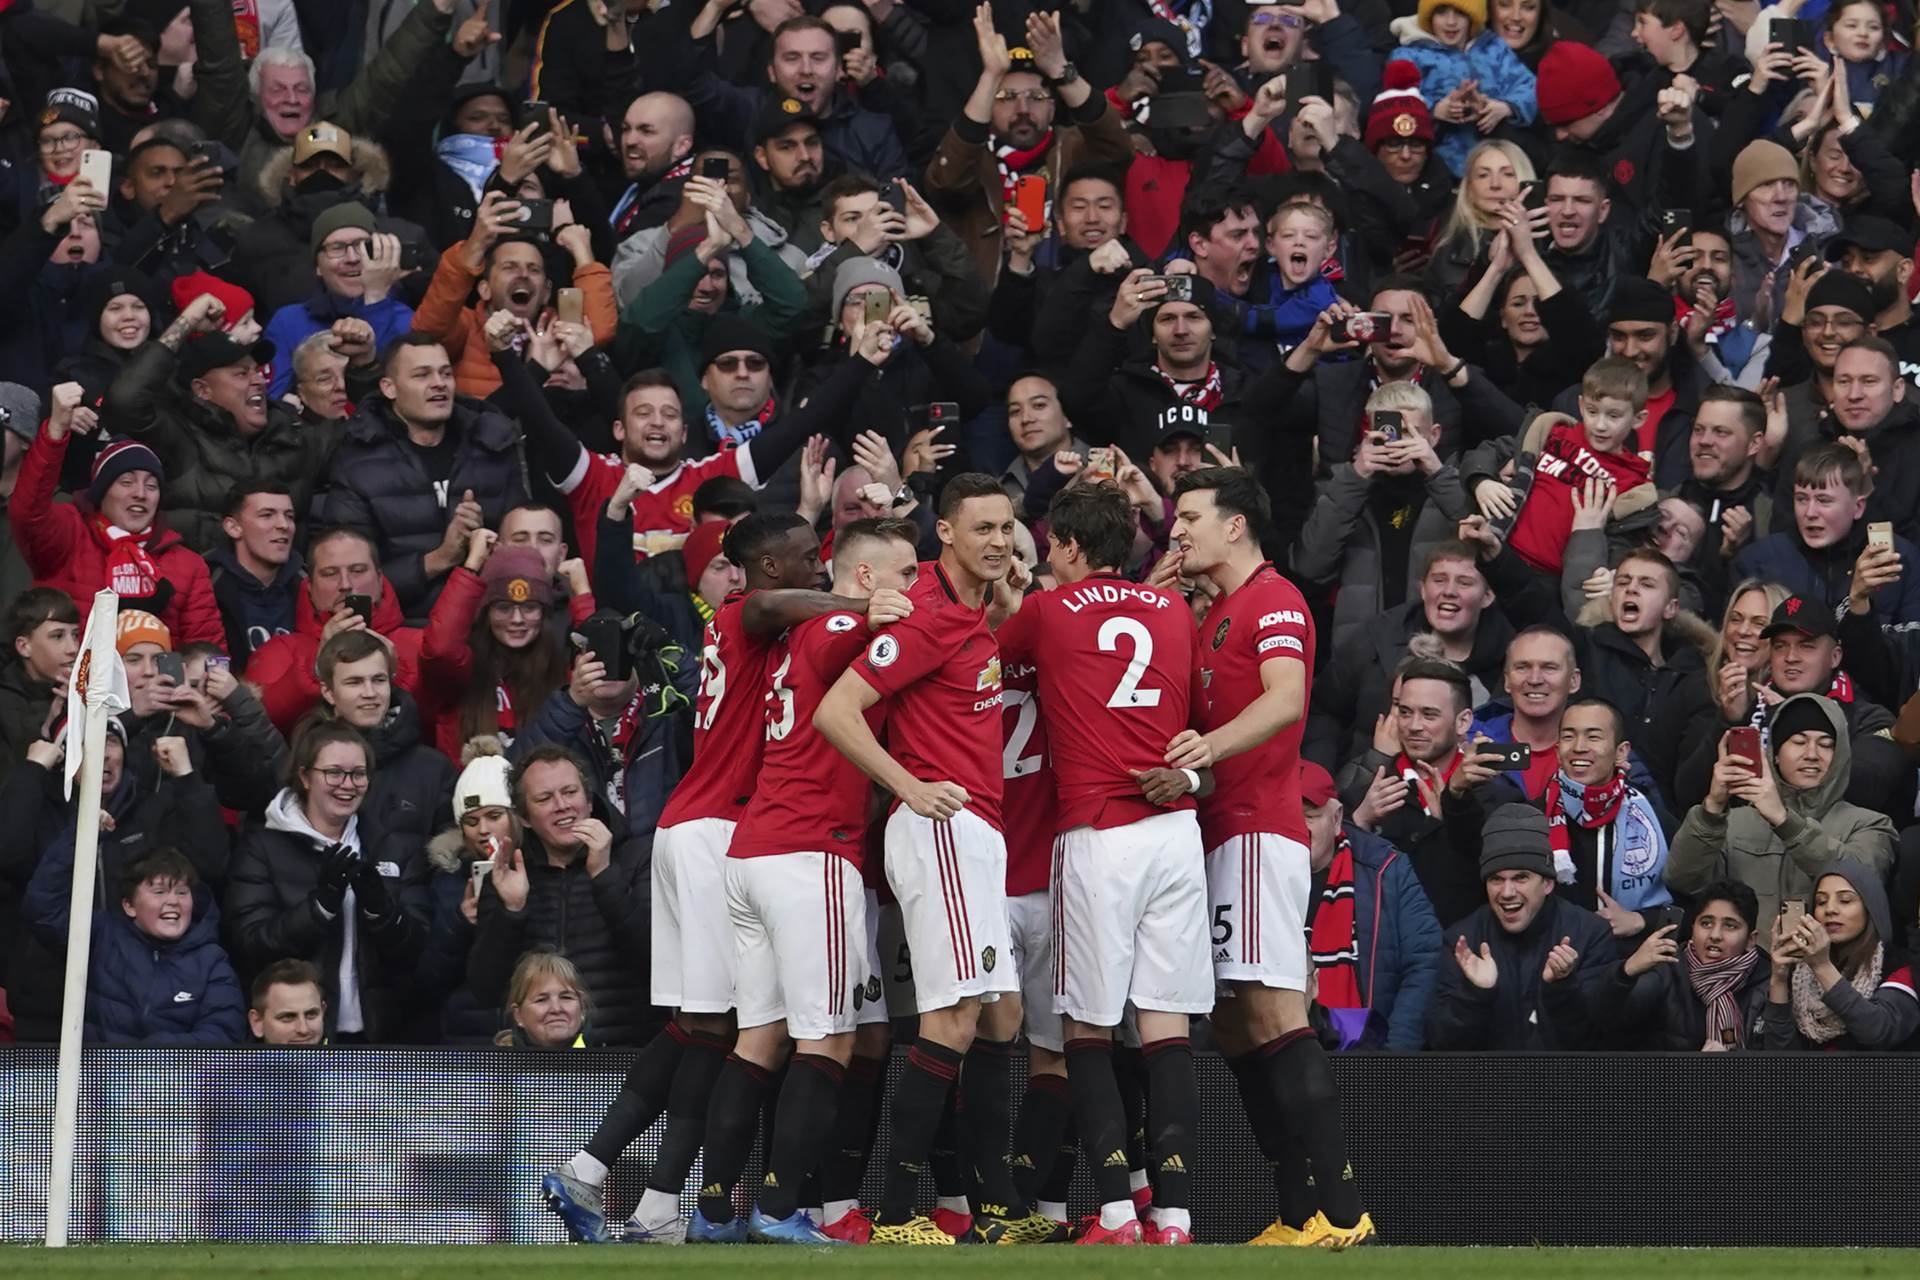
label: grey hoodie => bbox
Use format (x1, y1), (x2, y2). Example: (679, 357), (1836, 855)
(1666, 693), (1896, 923)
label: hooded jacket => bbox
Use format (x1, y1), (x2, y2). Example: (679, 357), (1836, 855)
(1667, 694), (1898, 924)
(24, 836), (245, 1046)
(225, 788), (430, 1042)
(6, 427), (223, 648)
(413, 821), (499, 1045)
(1761, 859), (1918, 1051)
(1425, 892), (1617, 1050)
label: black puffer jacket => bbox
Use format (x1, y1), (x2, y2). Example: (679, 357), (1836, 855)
(1598, 948), (1772, 1050)
(102, 340), (348, 554)
(321, 396), (528, 620)
(464, 800), (654, 1045)
(359, 691), (457, 872)
(0, 657), (59, 789)
(224, 788), (432, 1042)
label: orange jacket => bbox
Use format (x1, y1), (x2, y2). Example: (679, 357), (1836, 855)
(409, 243), (619, 398)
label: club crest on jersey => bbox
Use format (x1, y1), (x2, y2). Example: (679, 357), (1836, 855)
(977, 655), (1002, 691)
(827, 614), (858, 633)
(982, 945), (997, 973)
(1213, 617), (1231, 650)
(866, 976), (881, 1002)
(869, 634), (901, 668)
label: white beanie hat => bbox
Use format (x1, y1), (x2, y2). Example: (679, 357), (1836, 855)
(452, 736), (513, 820)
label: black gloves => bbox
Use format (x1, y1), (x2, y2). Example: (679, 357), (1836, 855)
(350, 854), (392, 918)
(314, 842), (357, 916)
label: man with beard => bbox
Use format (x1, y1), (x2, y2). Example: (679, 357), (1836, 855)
(749, 98), (832, 258)
(612, 148), (809, 309)
(103, 135), (235, 287)
(1826, 216), (1920, 391)
(685, 7), (909, 181)
(1548, 277), (1704, 488)
(1664, 222), (1765, 385)
(924, 6), (1132, 287)
(1294, 380), (1475, 648)
(1675, 385), (1771, 569)
(608, 92), (698, 238)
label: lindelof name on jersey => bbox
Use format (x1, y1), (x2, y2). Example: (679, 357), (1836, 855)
(1061, 582), (1172, 612)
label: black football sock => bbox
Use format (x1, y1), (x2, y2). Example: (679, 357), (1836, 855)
(960, 1037), (1023, 1218)
(1064, 1037), (1132, 1211)
(1113, 1044), (1149, 1182)
(1227, 1048), (1313, 1226)
(584, 1022), (687, 1167)
(757, 1053), (845, 1221)
(1009, 1073), (1072, 1209)
(641, 1030), (729, 1200)
(820, 1054), (885, 1205)
(1261, 1027), (1365, 1228)
(694, 1054), (773, 1224)
(929, 1083), (968, 1202)
(876, 1038), (963, 1225)
(1140, 1036), (1198, 1213)
(1038, 1118), (1078, 1209)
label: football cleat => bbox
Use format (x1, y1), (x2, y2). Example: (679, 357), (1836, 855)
(1246, 1217), (1307, 1246)
(1131, 1184), (1154, 1215)
(620, 1215), (688, 1245)
(975, 1211), (1066, 1244)
(539, 1169), (609, 1243)
(868, 1214), (958, 1245)
(930, 1207), (975, 1241)
(1075, 1217), (1143, 1245)
(1295, 1210), (1377, 1250)
(687, 1208), (749, 1244)
(1143, 1220), (1192, 1245)
(820, 1207), (874, 1244)
(747, 1208), (842, 1245)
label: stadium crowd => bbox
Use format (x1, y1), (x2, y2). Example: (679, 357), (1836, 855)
(3, 0), (1920, 1251)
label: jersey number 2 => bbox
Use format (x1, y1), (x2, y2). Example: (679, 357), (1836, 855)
(1099, 617), (1162, 709)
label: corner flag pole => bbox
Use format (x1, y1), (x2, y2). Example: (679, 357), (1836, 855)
(45, 589), (122, 1247)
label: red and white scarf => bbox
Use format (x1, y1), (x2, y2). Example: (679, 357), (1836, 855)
(1393, 750), (1458, 816)
(1156, 361), (1224, 410)
(97, 517), (161, 600)
(993, 130), (1053, 214)
(1543, 769), (1628, 885)
(1308, 836), (1363, 1009)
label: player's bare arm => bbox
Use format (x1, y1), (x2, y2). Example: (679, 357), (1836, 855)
(1134, 765), (1214, 806)
(814, 666), (969, 819)
(1166, 656), (1305, 769)
(743, 587), (912, 636)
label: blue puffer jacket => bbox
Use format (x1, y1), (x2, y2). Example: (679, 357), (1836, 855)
(1388, 30), (1538, 176)
(1331, 826), (1444, 1052)
(25, 839), (245, 1045)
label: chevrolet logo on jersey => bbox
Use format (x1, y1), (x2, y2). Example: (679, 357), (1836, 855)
(977, 655), (1002, 691)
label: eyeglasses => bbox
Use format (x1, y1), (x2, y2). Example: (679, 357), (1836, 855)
(1251, 12), (1308, 28)
(39, 132), (89, 152)
(1805, 314), (1865, 335)
(714, 354), (769, 373)
(319, 238), (370, 261)
(310, 767), (370, 787)
(994, 90), (1053, 105)
(489, 601), (545, 619)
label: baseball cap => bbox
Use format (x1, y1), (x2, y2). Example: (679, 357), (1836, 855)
(179, 334), (276, 382)
(1760, 594), (1839, 641)
(753, 95), (823, 146)
(1824, 215), (1914, 262)
(1299, 761), (1336, 808)
(1153, 403), (1211, 447)
(292, 121), (353, 165)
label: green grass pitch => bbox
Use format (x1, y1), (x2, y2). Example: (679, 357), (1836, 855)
(2, 1247), (1917, 1279)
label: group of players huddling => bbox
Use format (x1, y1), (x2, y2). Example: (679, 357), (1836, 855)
(537, 465), (1375, 1248)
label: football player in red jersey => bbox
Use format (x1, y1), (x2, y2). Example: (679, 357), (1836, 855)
(1163, 466), (1375, 1249)
(995, 482), (1213, 1246)
(542, 510), (911, 1246)
(679, 518), (920, 1245)
(814, 473), (1021, 1246)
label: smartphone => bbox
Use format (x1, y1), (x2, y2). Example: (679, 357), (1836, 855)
(1726, 726), (1764, 776)
(1486, 742), (1532, 771)
(1521, 180), (1547, 213)
(1343, 311), (1392, 343)
(79, 148), (113, 195)
(520, 100), (554, 137)
(401, 240), (434, 272)
(1781, 898), (1806, 931)
(700, 156), (731, 181)
(862, 290), (892, 326)
(907, 295), (933, 324)
(1372, 409), (1404, 443)
(924, 401), (959, 430)
(1659, 207), (1693, 245)
(1771, 17), (1813, 54)
(556, 287), (584, 325)
(835, 28), (861, 56)
(1013, 174), (1047, 231)
(517, 198), (555, 232)
(579, 615), (631, 682)
(155, 652), (186, 688)
(344, 593), (374, 626)
(469, 858), (495, 898)
(1868, 520), (1894, 550)
(1288, 61), (1335, 108)
(1145, 274), (1195, 304)
(188, 140), (222, 169)
(884, 179), (907, 215)
(1086, 447), (1117, 481)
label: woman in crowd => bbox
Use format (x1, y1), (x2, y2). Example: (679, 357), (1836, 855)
(1444, 206), (1601, 406)
(494, 950), (593, 1049)
(225, 721), (429, 1044)
(1666, 694), (1897, 924)
(1424, 139), (1535, 298)
(1603, 879), (1771, 1050)
(1707, 579), (1791, 716)
(1763, 861), (1918, 1049)
(54, 268), (157, 413)
(418, 736), (521, 1043)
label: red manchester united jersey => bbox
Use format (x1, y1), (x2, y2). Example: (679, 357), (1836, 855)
(1192, 563), (1313, 849)
(731, 609), (881, 866)
(999, 656), (1055, 896)
(657, 593), (776, 827)
(855, 562), (1005, 831)
(997, 575), (1195, 832)
(558, 445), (758, 567)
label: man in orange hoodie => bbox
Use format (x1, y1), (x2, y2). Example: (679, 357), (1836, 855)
(409, 191), (617, 398)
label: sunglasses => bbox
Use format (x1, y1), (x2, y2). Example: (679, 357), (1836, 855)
(714, 354), (769, 373)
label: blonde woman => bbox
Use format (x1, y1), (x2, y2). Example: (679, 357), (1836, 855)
(1426, 139), (1536, 298)
(496, 950), (593, 1049)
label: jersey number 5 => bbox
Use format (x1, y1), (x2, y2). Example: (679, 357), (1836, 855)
(1099, 617), (1162, 709)
(765, 652), (796, 741)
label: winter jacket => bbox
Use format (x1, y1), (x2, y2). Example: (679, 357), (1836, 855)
(1790, 402), (1920, 549)
(1388, 29), (1538, 176)
(1761, 859), (1917, 1050)
(1425, 894), (1617, 1049)
(921, 90), (1136, 287)
(796, 227), (991, 348)
(246, 576), (425, 736)
(1667, 694), (1897, 924)
(512, 683), (693, 856)
(25, 836), (245, 1046)
(1538, 771), (1674, 918)
(321, 396), (529, 620)
(262, 292), (414, 398)
(1292, 461), (1476, 648)
(1321, 827), (1443, 1051)
(1600, 946), (1772, 1050)
(411, 831), (497, 1045)
(224, 789), (430, 1042)
(685, 54), (910, 181)
(1727, 199), (1836, 329)
(610, 206), (809, 311)
(359, 691), (457, 876)
(465, 802), (654, 1045)
(408, 243), (619, 399)
(7, 427), (223, 649)
(0, 214), (99, 399)
(0, 657), (59, 789)
(1735, 527), (1920, 625)
(1056, 322), (1247, 466)
(206, 546), (303, 674)
(102, 340), (347, 554)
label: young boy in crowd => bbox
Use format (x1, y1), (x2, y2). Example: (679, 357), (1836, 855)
(1244, 200), (1341, 352)
(1387, 0), (1538, 176)
(1734, 443), (1920, 623)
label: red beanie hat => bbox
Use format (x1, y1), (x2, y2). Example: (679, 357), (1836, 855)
(169, 271), (255, 329)
(1535, 41), (1622, 127)
(680, 519), (732, 586)
(1364, 60), (1435, 151)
